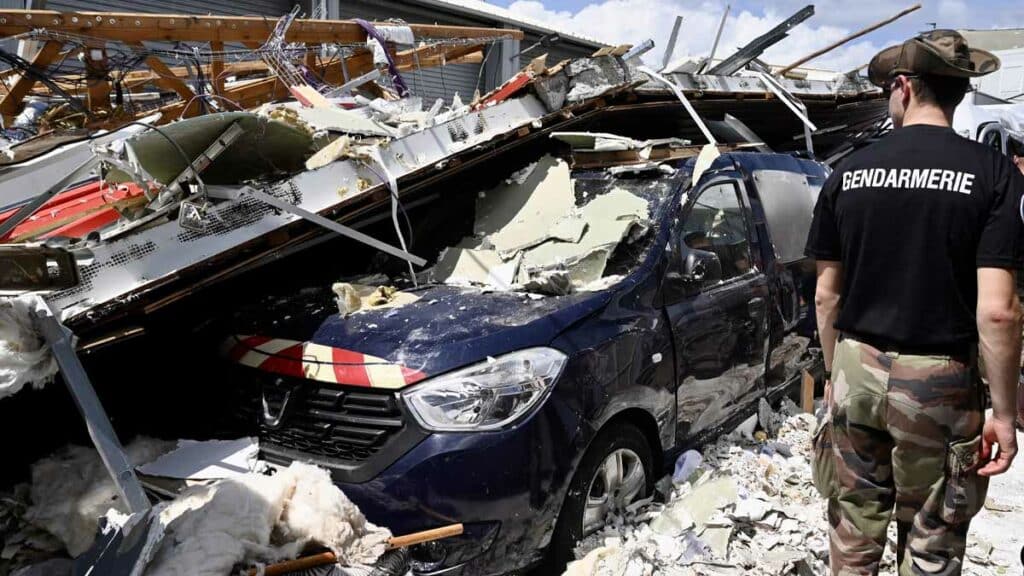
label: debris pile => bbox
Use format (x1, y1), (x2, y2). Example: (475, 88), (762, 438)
(565, 401), (1014, 576)
(141, 461), (391, 576)
(0, 439), (393, 576)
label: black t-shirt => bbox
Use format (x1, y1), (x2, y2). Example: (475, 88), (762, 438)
(805, 124), (1024, 354)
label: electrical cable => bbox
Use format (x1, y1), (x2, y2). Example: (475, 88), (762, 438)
(123, 120), (205, 197)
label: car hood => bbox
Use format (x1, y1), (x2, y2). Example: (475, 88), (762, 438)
(223, 284), (612, 389)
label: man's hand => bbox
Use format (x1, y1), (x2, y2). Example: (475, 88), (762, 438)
(1018, 382), (1024, 431)
(978, 415), (1019, 477)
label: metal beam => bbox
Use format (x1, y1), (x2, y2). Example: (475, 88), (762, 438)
(229, 186), (428, 267)
(756, 71), (817, 155)
(661, 16), (683, 69)
(639, 66), (717, 145)
(28, 296), (150, 515)
(705, 4), (731, 71)
(708, 4), (814, 76)
(0, 157), (98, 239)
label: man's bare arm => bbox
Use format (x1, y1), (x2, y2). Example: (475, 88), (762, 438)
(815, 260), (843, 378)
(977, 267), (1021, 476)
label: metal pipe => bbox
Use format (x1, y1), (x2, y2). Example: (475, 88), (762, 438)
(29, 296), (151, 514)
(707, 5), (731, 69)
(661, 16), (683, 70)
(238, 187), (427, 267)
(639, 66), (717, 145)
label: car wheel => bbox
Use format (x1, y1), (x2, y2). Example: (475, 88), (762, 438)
(548, 423), (654, 569)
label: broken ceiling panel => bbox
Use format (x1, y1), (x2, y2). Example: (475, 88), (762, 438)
(430, 248), (520, 290)
(473, 155), (575, 257)
(520, 186), (649, 286)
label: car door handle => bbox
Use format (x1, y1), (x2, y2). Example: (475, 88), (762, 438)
(748, 297), (764, 318)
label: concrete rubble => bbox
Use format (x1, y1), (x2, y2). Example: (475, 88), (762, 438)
(563, 402), (1017, 576)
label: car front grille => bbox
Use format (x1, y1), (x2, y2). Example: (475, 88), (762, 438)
(232, 367), (427, 482)
(259, 383), (404, 462)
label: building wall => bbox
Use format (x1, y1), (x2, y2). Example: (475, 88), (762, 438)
(44, 0), (292, 16)
(976, 48), (1024, 102)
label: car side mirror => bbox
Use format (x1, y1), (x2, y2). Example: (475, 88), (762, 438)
(683, 249), (722, 287)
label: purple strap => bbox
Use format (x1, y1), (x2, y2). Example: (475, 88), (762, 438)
(354, 18), (410, 98)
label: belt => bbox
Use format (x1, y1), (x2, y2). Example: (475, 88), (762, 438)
(838, 332), (972, 359)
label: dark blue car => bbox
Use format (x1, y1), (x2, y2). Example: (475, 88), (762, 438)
(222, 151), (826, 575)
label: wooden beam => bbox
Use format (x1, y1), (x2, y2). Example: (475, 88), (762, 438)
(128, 41), (197, 109)
(210, 41), (224, 95)
(83, 44), (112, 113)
(0, 10), (524, 44)
(95, 38), (484, 127)
(0, 39), (62, 121)
(777, 3), (922, 76)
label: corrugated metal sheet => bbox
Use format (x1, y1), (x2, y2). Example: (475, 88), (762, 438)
(415, 0), (607, 48)
(46, 0), (291, 16)
(334, 0), (482, 104)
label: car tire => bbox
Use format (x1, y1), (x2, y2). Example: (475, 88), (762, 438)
(547, 422), (654, 570)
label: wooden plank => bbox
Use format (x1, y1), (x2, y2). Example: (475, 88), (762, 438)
(210, 40), (224, 95)
(0, 10), (524, 44)
(83, 44), (112, 113)
(0, 40), (62, 121)
(128, 41), (197, 107)
(123, 41), (486, 125)
(801, 369), (815, 414)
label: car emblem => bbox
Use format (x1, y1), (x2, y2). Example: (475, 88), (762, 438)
(261, 378), (294, 429)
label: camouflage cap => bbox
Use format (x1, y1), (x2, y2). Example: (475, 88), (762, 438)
(867, 29), (1000, 87)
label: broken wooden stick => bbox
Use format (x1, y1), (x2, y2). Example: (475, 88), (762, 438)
(776, 3), (921, 77)
(801, 369), (815, 414)
(246, 523), (465, 576)
(387, 523), (464, 549)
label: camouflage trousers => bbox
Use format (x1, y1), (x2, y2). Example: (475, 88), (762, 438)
(823, 337), (988, 576)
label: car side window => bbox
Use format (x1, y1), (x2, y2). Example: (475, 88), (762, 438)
(681, 182), (753, 283)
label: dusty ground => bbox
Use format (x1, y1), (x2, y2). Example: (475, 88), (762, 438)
(562, 406), (1024, 576)
(957, 426), (1024, 575)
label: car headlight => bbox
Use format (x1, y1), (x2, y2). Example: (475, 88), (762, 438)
(402, 347), (567, 432)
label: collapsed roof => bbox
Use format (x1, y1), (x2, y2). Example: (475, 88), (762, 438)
(0, 6), (892, 346)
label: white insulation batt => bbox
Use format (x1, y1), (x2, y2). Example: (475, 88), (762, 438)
(27, 437), (175, 556)
(142, 461), (391, 576)
(0, 296), (57, 400)
(24, 440), (390, 575)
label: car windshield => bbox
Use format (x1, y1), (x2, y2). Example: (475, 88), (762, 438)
(426, 157), (683, 296)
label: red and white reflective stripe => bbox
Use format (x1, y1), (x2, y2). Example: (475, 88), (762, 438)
(227, 335), (427, 389)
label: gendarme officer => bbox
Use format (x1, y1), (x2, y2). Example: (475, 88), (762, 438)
(806, 30), (1024, 575)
